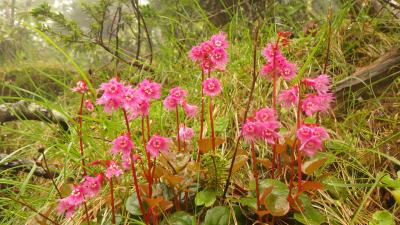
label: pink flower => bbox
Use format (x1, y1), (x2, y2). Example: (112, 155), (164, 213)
(302, 94), (333, 116)
(200, 41), (214, 55)
(303, 74), (331, 94)
(97, 78), (124, 113)
(169, 87), (187, 100)
(299, 136), (322, 157)
(297, 124), (329, 157)
(133, 96), (150, 117)
(72, 80), (88, 94)
(122, 86), (138, 110)
(278, 86), (299, 108)
(259, 121), (281, 144)
(163, 95), (179, 111)
(210, 32), (228, 49)
(146, 135), (170, 157)
(261, 43), (283, 61)
(241, 121), (260, 143)
(81, 174), (103, 198)
(96, 96), (121, 113)
(260, 42), (296, 80)
(181, 100), (198, 118)
(203, 77), (222, 97)
(68, 185), (86, 206)
(189, 45), (204, 62)
(318, 93), (334, 112)
(99, 78), (124, 97)
(255, 107), (277, 122)
(297, 125), (315, 143)
(110, 134), (133, 156)
(312, 126), (329, 140)
(84, 99), (94, 111)
(278, 61), (297, 80)
(57, 198), (77, 218)
(260, 62), (275, 77)
(179, 125), (194, 142)
(210, 48), (228, 67)
(201, 59), (216, 73)
(138, 79), (161, 100)
(105, 161), (123, 179)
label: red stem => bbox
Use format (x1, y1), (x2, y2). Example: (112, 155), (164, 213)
(209, 97), (218, 183)
(78, 94), (87, 176)
(141, 117), (152, 196)
(196, 70), (205, 162)
(271, 37), (280, 179)
(209, 99), (215, 152)
(122, 109), (148, 223)
(146, 115), (151, 140)
(110, 178), (116, 224)
(251, 142), (261, 213)
(176, 106), (181, 151)
(130, 155), (147, 222)
(296, 84), (303, 191)
(288, 138), (298, 199)
(122, 109), (131, 136)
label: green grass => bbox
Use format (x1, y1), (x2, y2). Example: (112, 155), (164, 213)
(1, 1), (400, 224)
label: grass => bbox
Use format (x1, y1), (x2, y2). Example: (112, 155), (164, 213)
(1, 1), (399, 224)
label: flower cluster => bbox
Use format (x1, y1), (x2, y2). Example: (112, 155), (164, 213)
(163, 86), (199, 117)
(241, 107), (281, 144)
(189, 32), (229, 73)
(57, 174), (103, 218)
(297, 124), (329, 156)
(146, 135), (171, 157)
(110, 134), (134, 168)
(260, 42), (297, 80)
(301, 74), (334, 116)
(179, 124), (194, 143)
(96, 78), (161, 118)
(72, 80), (88, 94)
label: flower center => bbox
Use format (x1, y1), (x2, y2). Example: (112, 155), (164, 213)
(207, 83), (215, 90)
(144, 86), (153, 95)
(215, 40), (222, 47)
(305, 141), (315, 148)
(153, 140), (161, 148)
(110, 85), (117, 93)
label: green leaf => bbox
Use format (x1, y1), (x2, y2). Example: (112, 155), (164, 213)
(259, 179), (289, 196)
(369, 210), (395, 225)
(125, 195), (142, 216)
(161, 211), (194, 225)
(237, 197), (257, 209)
(321, 176), (348, 200)
(204, 206), (230, 225)
(294, 205), (326, 225)
(265, 193), (290, 217)
(195, 188), (217, 207)
(391, 189), (400, 204)
(381, 174), (400, 189)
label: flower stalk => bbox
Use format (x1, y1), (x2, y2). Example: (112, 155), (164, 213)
(79, 93), (87, 176)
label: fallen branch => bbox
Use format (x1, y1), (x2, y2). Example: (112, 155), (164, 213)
(0, 100), (69, 131)
(0, 153), (59, 179)
(333, 47), (400, 103)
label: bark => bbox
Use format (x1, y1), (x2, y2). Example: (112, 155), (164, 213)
(333, 48), (400, 105)
(0, 153), (59, 179)
(0, 100), (69, 131)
